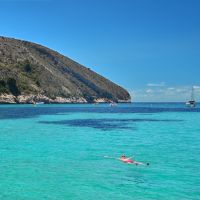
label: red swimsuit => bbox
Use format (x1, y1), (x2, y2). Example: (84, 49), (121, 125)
(122, 159), (134, 163)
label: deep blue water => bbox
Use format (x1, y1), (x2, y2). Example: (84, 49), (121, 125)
(0, 103), (199, 200)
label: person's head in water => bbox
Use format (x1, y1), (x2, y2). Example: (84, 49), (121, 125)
(121, 155), (126, 159)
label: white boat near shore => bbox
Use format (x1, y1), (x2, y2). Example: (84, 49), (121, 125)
(110, 102), (118, 107)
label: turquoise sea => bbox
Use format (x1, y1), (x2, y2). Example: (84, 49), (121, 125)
(0, 103), (199, 200)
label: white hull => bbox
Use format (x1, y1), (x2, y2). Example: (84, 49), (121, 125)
(186, 101), (195, 107)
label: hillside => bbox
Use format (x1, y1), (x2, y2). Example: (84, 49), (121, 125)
(0, 36), (131, 103)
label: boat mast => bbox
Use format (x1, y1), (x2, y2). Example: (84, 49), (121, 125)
(191, 86), (195, 101)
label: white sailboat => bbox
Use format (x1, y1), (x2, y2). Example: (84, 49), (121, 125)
(186, 87), (196, 107)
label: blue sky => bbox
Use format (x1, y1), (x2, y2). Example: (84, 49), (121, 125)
(0, 0), (200, 101)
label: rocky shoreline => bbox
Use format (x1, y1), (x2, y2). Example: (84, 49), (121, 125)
(0, 94), (130, 104)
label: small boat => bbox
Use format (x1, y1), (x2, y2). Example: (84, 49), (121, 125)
(186, 87), (196, 107)
(110, 102), (118, 107)
(36, 102), (45, 105)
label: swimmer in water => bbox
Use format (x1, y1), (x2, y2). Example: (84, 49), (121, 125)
(119, 155), (149, 166)
(120, 155), (134, 163)
(104, 155), (149, 166)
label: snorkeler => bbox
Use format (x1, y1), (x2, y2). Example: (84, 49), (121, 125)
(120, 155), (150, 166)
(120, 155), (134, 163)
(104, 155), (149, 166)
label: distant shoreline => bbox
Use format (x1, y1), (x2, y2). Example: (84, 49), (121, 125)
(0, 94), (131, 104)
(0, 102), (198, 105)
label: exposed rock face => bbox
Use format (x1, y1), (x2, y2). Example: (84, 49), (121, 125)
(0, 94), (87, 104)
(93, 98), (112, 103)
(0, 36), (131, 103)
(0, 94), (16, 103)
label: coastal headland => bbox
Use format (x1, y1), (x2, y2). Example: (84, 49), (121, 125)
(0, 36), (131, 104)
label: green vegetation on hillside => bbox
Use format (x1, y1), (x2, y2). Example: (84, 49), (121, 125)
(0, 36), (131, 102)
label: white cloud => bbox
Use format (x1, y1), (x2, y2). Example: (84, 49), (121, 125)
(129, 85), (199, 102)
(176, 88), (185, 93)
(193, 85), (200, 89)
(147, 82), (165, 87)
(146, 89), (153, 93)
(167, 87), (175, 90)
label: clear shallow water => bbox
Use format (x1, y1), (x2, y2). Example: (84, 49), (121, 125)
(0, 103), (199, 200)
